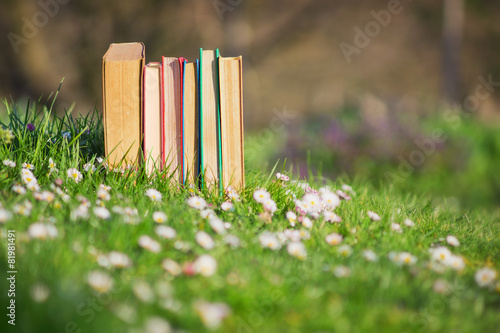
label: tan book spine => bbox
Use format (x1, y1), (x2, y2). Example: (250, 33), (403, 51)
(102, 42), (145, 168)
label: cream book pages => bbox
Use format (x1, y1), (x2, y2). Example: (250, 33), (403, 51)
(219, 56), (245, 190)
(162, 57), (182, 182)
(143, 62), (162, 174)
(200, 50), (219, 187)
(183, 62), (199, 184)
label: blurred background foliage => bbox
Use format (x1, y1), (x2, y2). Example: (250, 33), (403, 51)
(1, 0), (499, 210)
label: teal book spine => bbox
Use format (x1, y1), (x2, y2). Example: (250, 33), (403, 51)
(215, 48), (223, 191)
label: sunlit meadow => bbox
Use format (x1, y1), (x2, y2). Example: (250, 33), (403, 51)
(0, 95), (499, 333)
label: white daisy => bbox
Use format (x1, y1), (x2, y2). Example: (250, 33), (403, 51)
(162, 259), (182, 276)
(143, 316), (171, 333)
(325, 233), (343, 245)
(22, 162), (35, 170)
(87, 271), (113, 293)
(83, 162), (96, 173)
(21, 168), (37, 185)
(253, 189), (270, 203)
(94, 207), (111, 220)
(152, 211), (167, 223)
(446, 235), (460, 247)
(391, 223), (402, 233)
(444, 255), (465, 271)
(286, 211), (297, 227)
(133, 280), (155, 303)
(26, 180), (40, 191)
(430, 246), (452, 263)
(155, 225), (177, 239)
(338, 244), (352, 257)
(209, 217), (227, 235)
(108, 251), (131, 268)
(3, 160), (16, 168)
(196, 231), (215, 250)
(200, 209), (216, 219)
(194, 300), (230, 329)
(96, 187), (110, 201)
(71, 204), (89, 221)
(333, 266), (351, 278)
(404, 219), (415, 227)
(301, 216), (313, 229)
(194, 254), (217, 277)
(392, 251), (417, 266)
(321, 191), (341, 210)
(367, 211), (381, 221)
(48, 158), (58, 173)
(27, 223), (58, 240)
(67, 168), (83, 183)
(138, 235), (161, 253)
(220, 201), (233, 211)
(30, 283), (50, 303)
(259, 232), (281, 250)
(224, 234), (240, 248)
(287, 242), (307, 260)
(362, 249), (378, 262)
(263, 199), (277, 214)
(433, 279), (451, 295)
(475, 267), (497, 288)
(186, 196), (207, 210)
(303, 193), (322, 213)
(341, 184), (352, 192)
(225, 186), (240, 201)
(12, 185), (26, 194)
(323, 210), (342, 223)
(145, 189), (162, 202)
(0, 208), (12, 223)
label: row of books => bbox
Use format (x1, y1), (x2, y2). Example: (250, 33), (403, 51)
(102, 43), (244, 189)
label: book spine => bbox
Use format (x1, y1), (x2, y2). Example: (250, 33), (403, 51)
(196, 58), (201, 188)
(199, 48), (204, 188)
(179, 57), (187, 184)
(215, 48), (223, 192)
(160, 57), (166, 169)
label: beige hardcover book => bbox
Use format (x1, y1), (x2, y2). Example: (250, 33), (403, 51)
(143, 62), (162, 174)
(219, 56), (245, 190)
(162, 57), (182, 182)
(102, 42), (145, 167)
(200, 50), (219, 186)
(183, 62), (199, 184)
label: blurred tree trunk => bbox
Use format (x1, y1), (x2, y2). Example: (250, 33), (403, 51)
(442, 0), (464, 104)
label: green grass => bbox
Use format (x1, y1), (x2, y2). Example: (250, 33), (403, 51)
(0, 98), (499, 333)
(246, 105), (500, 212)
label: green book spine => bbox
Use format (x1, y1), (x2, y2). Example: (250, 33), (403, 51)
(215, 48), (223, 192)
(199, 48), (204, 189)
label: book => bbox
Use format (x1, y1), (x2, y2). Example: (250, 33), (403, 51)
(102, 42), (145, 167)
(219, 55), (245, 190)
(143, 62), (162, 174)
(199, 49), (221, 187)
(183, 60), (199, 184)
(161, 57), (183, 182)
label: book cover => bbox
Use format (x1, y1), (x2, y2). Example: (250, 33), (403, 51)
(102, 42), (145, 167)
